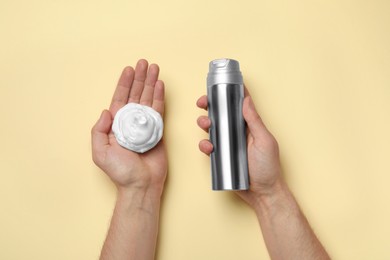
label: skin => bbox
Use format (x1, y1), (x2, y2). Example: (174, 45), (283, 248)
(92, 59), (167, 260)
(92, 59), (330, 260)
(196, 90), (331, 260)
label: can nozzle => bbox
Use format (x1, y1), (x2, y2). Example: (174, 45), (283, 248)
(207, 58), (243, 86)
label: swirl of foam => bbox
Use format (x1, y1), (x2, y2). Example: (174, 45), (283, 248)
(112, 103), (163, 153)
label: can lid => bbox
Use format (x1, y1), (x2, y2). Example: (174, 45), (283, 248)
(207, 58), (243, 86)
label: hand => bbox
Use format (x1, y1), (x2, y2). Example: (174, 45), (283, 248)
(197, 88), (330, 260)
(92, 59), (167, 196)
(196, 87), (283, 207)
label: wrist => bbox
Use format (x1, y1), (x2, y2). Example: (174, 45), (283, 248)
(115, 174), (166, 199)
(252, 179), (298, 218)
(116, 186), (163, 214)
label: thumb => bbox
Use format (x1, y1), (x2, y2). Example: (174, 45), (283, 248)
(243, 96), (265, 139)
(91, 110), (112, 163)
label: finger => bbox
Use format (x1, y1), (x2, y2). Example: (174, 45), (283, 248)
(140, 63), (159, 106)
(244, 85), (250, 97)
(196, 95), (208, 110)
(197, 115), (211, 132)
(129, 59), (148, 103)
(152, 80), (165, 116)
(109, 66), (134, 115)
(242, 96), (265, 139)
(199, 139), (213, 155)
(91, 110), (112, 164)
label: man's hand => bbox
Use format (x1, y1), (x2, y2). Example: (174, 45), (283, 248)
(92, 59), (167, 260)
(92, 59), (167, 195)
(196, 86), (330, 259)
(196, 88), (283, 206)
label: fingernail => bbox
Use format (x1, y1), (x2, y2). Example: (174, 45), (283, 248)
(100, 109), (111, 120)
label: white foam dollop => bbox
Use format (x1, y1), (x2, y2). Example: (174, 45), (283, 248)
(112, 103), (163, 153)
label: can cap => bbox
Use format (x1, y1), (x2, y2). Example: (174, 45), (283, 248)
(207, 58), (243, 86)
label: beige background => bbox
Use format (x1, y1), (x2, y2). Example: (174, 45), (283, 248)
(1, 0), (389, 259)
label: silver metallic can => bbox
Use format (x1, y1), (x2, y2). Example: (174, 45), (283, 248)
(207, 58), (249, 190)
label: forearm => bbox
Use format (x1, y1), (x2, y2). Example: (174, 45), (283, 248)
(253, 180), (330, 260)
(100, 187), (163, 260)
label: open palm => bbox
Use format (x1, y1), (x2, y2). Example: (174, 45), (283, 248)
(92, 59), (167, 191)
